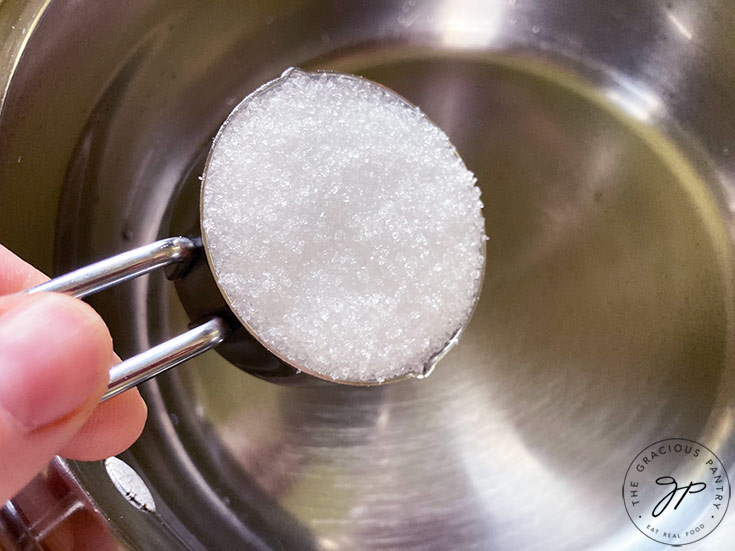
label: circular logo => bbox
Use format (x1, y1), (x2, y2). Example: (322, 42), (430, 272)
(623, 438), (730, 545)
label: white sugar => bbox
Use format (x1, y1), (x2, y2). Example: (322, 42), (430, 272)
(202, 68), (485, 384)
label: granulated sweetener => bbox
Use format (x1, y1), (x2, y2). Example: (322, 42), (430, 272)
(202, 68), (485, 383)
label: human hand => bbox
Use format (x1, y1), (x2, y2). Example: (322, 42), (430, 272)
(0, 244), (147, 504)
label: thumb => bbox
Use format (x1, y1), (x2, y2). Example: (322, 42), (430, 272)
(0, 293), (112, 503)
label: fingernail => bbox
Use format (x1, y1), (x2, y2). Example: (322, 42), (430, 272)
(0, 294), (111, 430)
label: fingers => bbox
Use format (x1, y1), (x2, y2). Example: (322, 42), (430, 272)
(0, 243), (150, 493)
(59, 387), (148, 461)
(0, 244), (48, 293)
(0, 293), (113, 503)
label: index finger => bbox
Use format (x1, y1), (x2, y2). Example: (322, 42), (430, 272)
(0, 244), (49, 295)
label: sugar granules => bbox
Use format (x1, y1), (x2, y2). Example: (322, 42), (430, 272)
(202, 68), (485, 383)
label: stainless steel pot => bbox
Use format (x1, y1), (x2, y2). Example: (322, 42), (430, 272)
(1, 0), (734, 549)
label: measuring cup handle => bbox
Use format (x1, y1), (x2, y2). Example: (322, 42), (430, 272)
(22, 236), (231, 401)
(103, 317), (228, 401)
(24, 236), (198, 298)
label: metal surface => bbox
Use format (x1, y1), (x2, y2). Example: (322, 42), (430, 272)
(26, 236), (196, 298)
(104, 317), (228, 402)
(1, 0), (735, 550)
(104, 456), (157, 513)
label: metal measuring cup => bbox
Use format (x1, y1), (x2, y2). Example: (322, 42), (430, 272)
(23, 68), (485, 400)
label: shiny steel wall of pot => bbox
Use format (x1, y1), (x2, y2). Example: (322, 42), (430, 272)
(1, 1), (735, 550)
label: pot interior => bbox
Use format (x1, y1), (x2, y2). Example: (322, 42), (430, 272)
(1, 1), (733, 549)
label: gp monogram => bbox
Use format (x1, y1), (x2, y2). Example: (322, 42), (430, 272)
(623, 439), (730, 545)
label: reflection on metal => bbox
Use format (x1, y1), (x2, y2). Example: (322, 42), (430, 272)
(605, 79), (663, 122)
(1, 0), (734, 549)
(434, 0), (503, 48)
(105, 457), (156, 513)
(668, 12), (693, 41)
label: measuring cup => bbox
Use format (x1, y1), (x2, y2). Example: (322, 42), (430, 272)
(23, 68), (485, 400)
